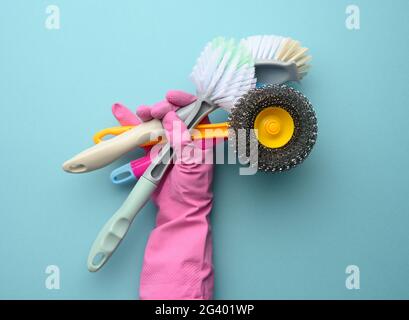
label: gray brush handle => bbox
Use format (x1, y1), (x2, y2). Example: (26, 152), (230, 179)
(255, 60), (299, 85)
(144, 100), (216, 184)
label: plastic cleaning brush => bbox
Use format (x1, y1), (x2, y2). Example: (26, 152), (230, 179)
(87, 37), (256, 272)
(240, 35), (312, 85)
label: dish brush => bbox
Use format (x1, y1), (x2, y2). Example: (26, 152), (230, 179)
(87, 37), (256, 272)
(240, 35), (312, 85)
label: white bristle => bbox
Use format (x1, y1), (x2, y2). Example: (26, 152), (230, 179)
(240, 35), (312, 79)
(190, 38), (256, 112)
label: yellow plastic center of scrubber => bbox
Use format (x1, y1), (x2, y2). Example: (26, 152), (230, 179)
(254, 107), (295, 148)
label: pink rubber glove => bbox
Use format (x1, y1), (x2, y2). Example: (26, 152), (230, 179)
(112, 91), (214, 300)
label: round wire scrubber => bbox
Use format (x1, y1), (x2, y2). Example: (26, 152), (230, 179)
(228, 85), (318, 172)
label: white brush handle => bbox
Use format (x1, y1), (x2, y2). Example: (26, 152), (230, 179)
(62, 119), (164, 173)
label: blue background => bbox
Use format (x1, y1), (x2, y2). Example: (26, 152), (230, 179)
(1, 0), (408, 299)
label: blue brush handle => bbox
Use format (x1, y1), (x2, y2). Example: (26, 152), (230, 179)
(110, 163), (136, 184)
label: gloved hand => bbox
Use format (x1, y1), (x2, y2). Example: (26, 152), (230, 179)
(112, 90), (214, 300)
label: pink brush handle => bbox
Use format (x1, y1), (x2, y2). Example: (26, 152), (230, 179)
(110, 156), (151, 184)
(131, 156), (151, 178)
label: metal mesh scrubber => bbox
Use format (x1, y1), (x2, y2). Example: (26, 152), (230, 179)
(228, 84), (318, 172)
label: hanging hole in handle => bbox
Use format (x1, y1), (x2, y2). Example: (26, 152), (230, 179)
(100, 134), (116, 142)
(92, 252), (106, 267)
(66, 164), (87, 173)
(150, 147), (174, 179)
(94, 127), (131, 144)
(113, 171), (132, 183)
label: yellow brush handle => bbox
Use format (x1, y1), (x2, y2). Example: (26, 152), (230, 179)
(93, 122), (230, 145)
(93, 126), (135, 144)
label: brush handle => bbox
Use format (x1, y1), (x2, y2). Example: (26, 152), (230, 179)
(110, 156), (151, 184)
(142, 100), (209, 183)
(62, 119), (163, 173)
(87, 176), (156, 272)
(87, 100), (216, 272)
(143, 100), (216, 185)
(255, 60), (299, 85)
(110, 163), (136, 184)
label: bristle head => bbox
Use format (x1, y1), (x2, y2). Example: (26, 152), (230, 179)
(241, 35), (312, 80)
(240, 35), (284, 60)
(190, 38), (257, 112)
(228, 85), (318, 172)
